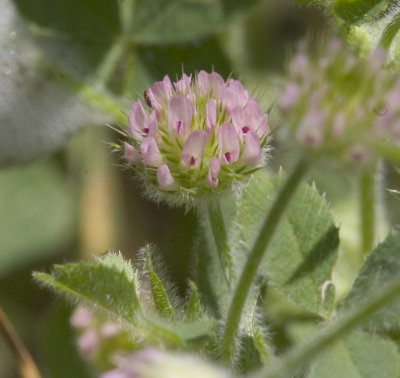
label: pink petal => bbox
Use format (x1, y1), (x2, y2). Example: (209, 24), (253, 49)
(168, 95), (193, 138)
(290, 53), (308, 78)
(124, 142), (141, 165)
(101, 322), (119, 338)
(256, 114), (269, 138)
(197, 70), (224, 96)
(157, 164), (177, 191)
(231, 106), (247, 135)
(241, 131), (260, 167)
(180, 130), (208, 168)
(128, 101), (147, 139)
(331, 112), (346, 137)
(296, 110), (325, 148)
(206, 100), (217, 133)
(280, 83), (299, 111)
(147, 75), (173, 110)
(101, 369), (133, 378)
(140, 137), (163, 167)
(146, 110), (159, 136)
(392, 119), (400, 142)
(207, 157), (220, 188)
(218, 123), (240, 164)
(245, 99), (262, 118)
(174, 73), (192, 94)
(385, 78), (400, 111)
(70, 307), (92, 328)
(77, 329), (98, 357)
(221, 80), (249, 115)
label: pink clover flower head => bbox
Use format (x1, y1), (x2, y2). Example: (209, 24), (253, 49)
(120, 71), (270, 206)
(279, 39), (400, 165)
(70, 305), (128, 362)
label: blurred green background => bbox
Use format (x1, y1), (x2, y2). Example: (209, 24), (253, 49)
(1, 0), (399, 377)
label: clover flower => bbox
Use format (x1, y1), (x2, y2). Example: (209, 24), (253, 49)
(121, 71), (269, 206)
(70, 306), (132, 362)
(279, 40), (400, 165)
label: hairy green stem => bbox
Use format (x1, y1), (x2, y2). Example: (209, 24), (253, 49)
(221, 159), (309, 362)
(207, 200), (233, 284)
(360, 166), (376, 254)
(254, 274), (400, 378)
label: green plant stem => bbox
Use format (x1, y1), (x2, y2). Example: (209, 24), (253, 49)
(360, 166), (376, 254)
(370, 140), (400, 165)
(207, 200), (233, 284)
(45, 62), (127, 124)
(254, 274), (400, 378)
(221, 159), (309, 362)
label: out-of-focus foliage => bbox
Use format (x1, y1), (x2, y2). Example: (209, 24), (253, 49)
(1, 0), (400, 377)
(292, 0), (400, 68)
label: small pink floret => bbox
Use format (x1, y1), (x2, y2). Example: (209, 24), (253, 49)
(124, 142), (141, 165)
(180, 130), (208, 168)
(157, 164), (176, 191)
(168, 95), (193, 138)
(218, 123), (240, 164)
(140, 137), (163, 167)
(207, 157), (220, 188)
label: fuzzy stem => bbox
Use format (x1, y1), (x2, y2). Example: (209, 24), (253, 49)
(254, 274), (400, 378)
(0, 307), (41, 378)
(360, 166), (376, 254)
(207, 200), (233, 284)
(221, 159), (309, 362)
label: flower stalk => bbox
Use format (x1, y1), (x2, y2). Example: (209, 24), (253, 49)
(221, 158), (309, 362)
(360, 165), (377, 254)
(0, 307), (41, 378)
(207, 199), (233, 284)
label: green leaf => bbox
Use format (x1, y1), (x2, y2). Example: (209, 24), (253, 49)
(342, 232), (400, 331)
(13, 0), (120, 67)
(308, 331), (400, 378)
(0, 162), (75, 277)
(144, 245), (176, 320)
(33, 252), (141, 322)
(132, 0), (260, 45)
(186, 281), (203, 321)
(34, 252), (215, 345)
(232, 170), (339, 318)
(317, 0), (400, 68)
(236, 290), (272, 372)
(332, 0), (391, 25)
(132, 0), (221, 44)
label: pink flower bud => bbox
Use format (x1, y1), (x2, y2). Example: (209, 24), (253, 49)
(147, 75), (173, 110)
(77, 328), (98, 357)
(207, 157), (220, 188)
(241, 131), (261, 167)
(141, 137), (163, 167)
(123, 142), (141, 165)
(280, 83), (299, 111)
(174, 73), (192, 95)
(180, 130), (208, 168)
(70, 306), (93, 328)
(206, 100), (217, 134)
(157, 164), (177, 191)
(168, 95), (193, 138)
(218, 123), (240, 164)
